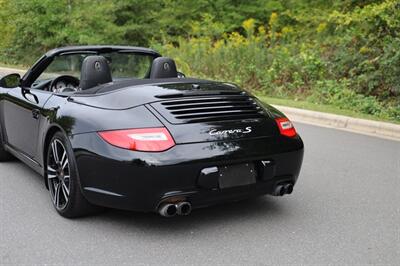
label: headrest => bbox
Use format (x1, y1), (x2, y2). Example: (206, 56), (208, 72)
(149, 57), (178, 79)
(80, 56), (112, 90)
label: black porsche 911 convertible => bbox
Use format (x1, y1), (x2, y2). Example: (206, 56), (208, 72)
(0, 46), (303, 218)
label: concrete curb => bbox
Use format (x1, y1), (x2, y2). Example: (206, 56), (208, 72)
(273, 105), (400, 141)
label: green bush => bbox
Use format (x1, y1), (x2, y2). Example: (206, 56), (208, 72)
(156, 1), (400, 122)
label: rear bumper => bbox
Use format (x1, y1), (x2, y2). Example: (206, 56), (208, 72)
(70, 133), (304, 212)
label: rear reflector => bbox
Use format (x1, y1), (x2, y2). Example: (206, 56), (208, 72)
(275, 118), (297, 137)
(98, 128), (175, 152)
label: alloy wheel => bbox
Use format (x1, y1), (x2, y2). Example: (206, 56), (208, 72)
(47, 139), (71, 210)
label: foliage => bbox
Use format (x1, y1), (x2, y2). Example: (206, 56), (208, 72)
(0, 0), (399, 121)
(156, 0), (400, 121)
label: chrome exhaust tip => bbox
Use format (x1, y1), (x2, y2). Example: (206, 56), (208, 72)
(158, 203), (177, 217)
(284, 183), (294, 194)
(273, 183), (294, 196)
(273, 185), (286, 196)
(176, 202), (192, 216)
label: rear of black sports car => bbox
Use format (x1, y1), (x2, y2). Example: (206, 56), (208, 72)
(68, 81), (304, 216)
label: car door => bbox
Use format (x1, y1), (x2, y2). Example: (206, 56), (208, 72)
(2, 86), (52, 159)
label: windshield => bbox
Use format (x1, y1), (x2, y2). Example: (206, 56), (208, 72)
(37, 52), (155, 81)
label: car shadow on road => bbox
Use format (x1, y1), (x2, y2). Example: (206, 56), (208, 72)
(89, 196), (288, 232)
(5, 160), (290, 232)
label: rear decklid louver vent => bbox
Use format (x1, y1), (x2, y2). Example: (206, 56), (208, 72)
(150, 96), (265, 124)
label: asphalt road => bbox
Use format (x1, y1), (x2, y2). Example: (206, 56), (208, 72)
(1, 122), (399, 265)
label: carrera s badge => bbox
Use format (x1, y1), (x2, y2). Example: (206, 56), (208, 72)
(209, 126), (252, 136)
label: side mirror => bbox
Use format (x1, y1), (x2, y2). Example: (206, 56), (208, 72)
(0, 73), (21, 88)
(177, 72), (186, 78)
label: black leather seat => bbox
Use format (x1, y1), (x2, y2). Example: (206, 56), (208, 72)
(149, 57), (178, 79)
(80, 56), (112, 90)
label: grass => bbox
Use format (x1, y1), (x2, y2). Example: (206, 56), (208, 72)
(257, 95), (400, 125)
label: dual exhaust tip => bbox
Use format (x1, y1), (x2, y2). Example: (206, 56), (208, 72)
(158, 202), (192, 217)
(273, 183), (294, 196)
(159, 183), (294, 216)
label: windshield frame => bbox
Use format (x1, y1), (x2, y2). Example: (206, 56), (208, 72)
(21, 46), (161, 87)
(36, 51), (157, 83)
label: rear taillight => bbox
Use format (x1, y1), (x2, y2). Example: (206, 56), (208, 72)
(98, 127), (175, 152)
(275, 118), (297, 137)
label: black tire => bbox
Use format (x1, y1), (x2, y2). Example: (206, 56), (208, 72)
(46, 131), (103, 218)
(0, 130), (13, 161)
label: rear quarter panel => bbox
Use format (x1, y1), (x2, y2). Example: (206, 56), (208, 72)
(43, 95), (164, 136)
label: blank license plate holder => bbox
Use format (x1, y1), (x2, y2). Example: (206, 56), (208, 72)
(218, 163), (256, 189)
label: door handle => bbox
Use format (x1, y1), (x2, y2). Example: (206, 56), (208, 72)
(32, 109), (40, 119)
